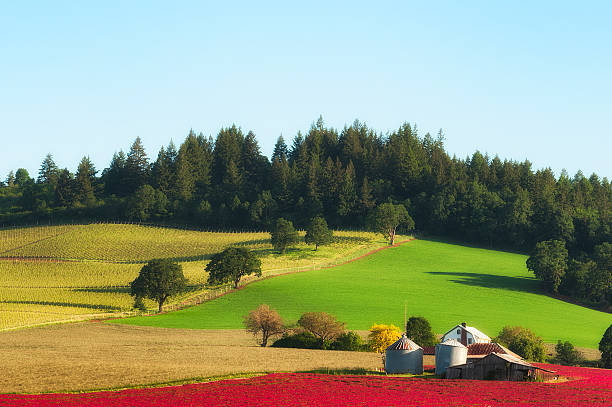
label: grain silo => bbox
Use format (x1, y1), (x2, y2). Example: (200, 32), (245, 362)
(435, 338), (468, 375)
(385, 334), (423, 374)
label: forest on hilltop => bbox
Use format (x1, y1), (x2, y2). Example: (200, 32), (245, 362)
(1, 117), (610, 309)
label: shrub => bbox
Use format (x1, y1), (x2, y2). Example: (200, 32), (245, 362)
(271, 331), (324, 349)
(368, 323), (401, 353)
(494, 326), (546, 362)
(243, 304), (285, 347)
(405, 316), (437, 347)
(298, 312), (345, 342)
(329, 331), (365, 351)
(555, 340), (583, 366)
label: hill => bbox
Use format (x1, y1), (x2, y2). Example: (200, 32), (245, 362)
(0, 224), (389, 330)
(116, 239), (612, 349)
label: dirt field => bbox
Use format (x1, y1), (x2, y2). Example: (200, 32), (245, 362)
(0, 322), (404, 393)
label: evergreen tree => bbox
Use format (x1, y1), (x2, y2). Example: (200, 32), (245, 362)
(74, 156), (97, 206)
(272, 135), (288, 162)
(338, 160), (357, 219)
(125, 137), (150, 190)
(103, 151), (128, 196)
(55, 168), (75, 207)
(175, 131), (212, 202)
(152, 142), (178, 199)
(5, 171), (15, 187)
(37, 153), (59, 186)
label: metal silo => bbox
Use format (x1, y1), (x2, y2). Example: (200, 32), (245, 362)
(385, 334), (424, 374)
(435, 339), (468, 375)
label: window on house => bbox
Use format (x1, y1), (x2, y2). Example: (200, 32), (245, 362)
(468, 338), (473, 344)
(457, 329), (461, 335)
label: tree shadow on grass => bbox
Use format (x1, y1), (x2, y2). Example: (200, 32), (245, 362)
(425, 271), (541, 294)
(0, 300), (121, 311)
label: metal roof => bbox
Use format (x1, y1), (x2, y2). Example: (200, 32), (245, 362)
(442, 324), (491, 341)
(438, 338), (467, 348)
(386, 334), (422, 351)
(467, 343), (523, 360)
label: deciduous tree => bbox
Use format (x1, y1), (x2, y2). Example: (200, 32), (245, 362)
(297, 312), (345, 342)
(405, 316), (437, 347)
(304, 216), (333, 250)
(270, 218), (299, 253)
(244, 304), (285, 347)
(526, 240), (568, 293)
(206, 247), (262, 289)
(368, 323), (401, 353)
(370, 203), (414, 245)
(130, 259), (187, 313)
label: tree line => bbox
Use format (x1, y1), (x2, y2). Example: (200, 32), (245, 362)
(1, 117), (610, 308)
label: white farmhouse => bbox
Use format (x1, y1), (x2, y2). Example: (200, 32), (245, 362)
(441, 322), (491, 346)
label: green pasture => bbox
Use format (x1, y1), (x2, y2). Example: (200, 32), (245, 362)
(116, 239), (612, 349)
(0, 224), (392, 330)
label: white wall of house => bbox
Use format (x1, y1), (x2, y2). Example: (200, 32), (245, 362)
(441, 325), (490, 345)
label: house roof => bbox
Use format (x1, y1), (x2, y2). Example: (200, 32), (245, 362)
(442, 324), (491, 341)
(386, 334), (422, 351)
(467, 343), (522, 360)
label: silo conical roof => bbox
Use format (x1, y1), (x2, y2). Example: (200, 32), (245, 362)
(386, 334), (422, 351)
(438, 338), (467, 348)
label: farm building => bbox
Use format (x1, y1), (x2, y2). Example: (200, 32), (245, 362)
(445, 353), (555, 381)
(466, 342), (522, 362)
(434, 339), (467, 375)
(441, 322), (491, 346)
(385, 334), (423, 374)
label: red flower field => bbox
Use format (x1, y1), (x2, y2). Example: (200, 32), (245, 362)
(1, 364), (610, 406)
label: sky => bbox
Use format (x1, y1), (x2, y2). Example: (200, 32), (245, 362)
(1, 1), (611, 180)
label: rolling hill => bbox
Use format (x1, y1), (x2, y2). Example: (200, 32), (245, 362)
(116, 239), (612, 349)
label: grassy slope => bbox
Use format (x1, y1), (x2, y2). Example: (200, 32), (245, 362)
(0, 224), (392, 330)
(116, 239), (612, 349)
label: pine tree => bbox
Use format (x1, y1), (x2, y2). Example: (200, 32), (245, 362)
(103, 151), (128, 196)
(338, 160), (357, 218)
(55, 168), (75, 207)
(5, 171), (15, 187)
(175, 131), (212, 202)
(272, 135), (288, 162)
(75, 156), (97, 206)
(125, 137), (150, 190)
(37, 153), (59, 186)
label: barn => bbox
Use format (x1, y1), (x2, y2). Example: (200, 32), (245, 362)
(441, 322), (491, 346)
(466, 342), (522, 362)
(445, 352), (555, 381)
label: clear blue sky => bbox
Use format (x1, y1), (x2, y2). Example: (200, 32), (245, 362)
(1, 1), (611, 180)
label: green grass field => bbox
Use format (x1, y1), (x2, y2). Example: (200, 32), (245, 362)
(116, 239), (612, 349)
(0, 224), (391, 330)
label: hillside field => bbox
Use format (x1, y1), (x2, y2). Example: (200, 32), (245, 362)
(117, 239), (612, 349)
(0, 224), (390, 330)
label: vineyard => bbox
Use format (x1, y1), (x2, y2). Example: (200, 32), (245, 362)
(0, 223), (392, 330)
